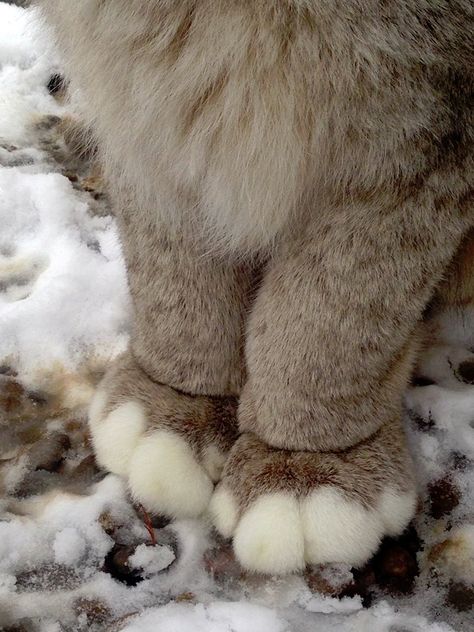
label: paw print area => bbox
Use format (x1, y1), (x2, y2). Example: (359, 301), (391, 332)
(0, 251), (48, 302)
(88, 352), (239, 519)
(209, 431), (417, 575)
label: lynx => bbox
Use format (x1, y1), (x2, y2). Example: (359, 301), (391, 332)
(39, 1), (473, 573)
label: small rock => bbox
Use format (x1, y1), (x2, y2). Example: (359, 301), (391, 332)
(99, 511), (118, 536)
(103, 544), (144, 586)
(370, 528), (421, 594)
(380, 546), (416, 577)
(0, 378), (24, 413)
(65, 418), (85, 433)
(204, 541), (243, 582)
(105, 613), (139, 632)
(446, 581), (474, 612)
(305, 570), (346, 597)
(17, 424), (43, 444)
(14, 468), (61, 499)
(428, 477), (461, 519)
(30, 432), (71, 472)
(74, 454), (102, 478)
(74, 598), (111, 625)
(16, 564), (81, 592)
(175, 592), (196, 603)
(457, 359), (474, 384)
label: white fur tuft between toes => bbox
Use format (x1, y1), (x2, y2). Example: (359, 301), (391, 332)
(233, 493), (305, 575)
(89, 392), (147, 477)
(128, 430), (213, 518)
(301, 486), (384, 567)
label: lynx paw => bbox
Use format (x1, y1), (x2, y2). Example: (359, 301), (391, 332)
(209, 430), (417, 574)
(89, 353), (238, 518)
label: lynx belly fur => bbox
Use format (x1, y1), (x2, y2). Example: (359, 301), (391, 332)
(39, 1), (473, 573)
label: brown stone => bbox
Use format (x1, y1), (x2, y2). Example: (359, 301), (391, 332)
(74, 598), (111, 625)
(428, 477), (461, 519)
(73, 454), (102, 480)
(175, 592), (196, 603)
(204, 542), (243, 582)
(446, 581), (474, 612)
(457, 359), (474, 384)
(102, 544), (144, 586)
(30, 432), (71, 472)
(99, 511), (117, 536)
(370, 528), (421, 595)
(304, 567), (353, 597)
(0, 378), (24, 413)
(105, 612), (139, 632)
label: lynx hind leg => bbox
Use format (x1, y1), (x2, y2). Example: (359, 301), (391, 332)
(89, 353), (239, 518)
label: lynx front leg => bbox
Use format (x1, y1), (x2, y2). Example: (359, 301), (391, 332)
(90, 199), (254, 518)
(211, 192), (467, 573)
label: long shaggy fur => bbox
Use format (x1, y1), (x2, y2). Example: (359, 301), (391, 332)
(39, 0), (472, 253)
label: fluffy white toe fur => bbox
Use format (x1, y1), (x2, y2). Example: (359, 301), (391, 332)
(233, 493), (305, 575)
(378, 489), (417, 536)
(89, 400), (147, 477)
(128, 430), (213, 518)
(301, 486), (384, 567)
(208, 485), (238, 538)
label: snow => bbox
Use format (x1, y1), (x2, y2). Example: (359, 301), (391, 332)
(53, 527), (87, 565)
(0, 2), (129, 406)
(0, 169), (129, 381)
(0, 2), (59, 144)
(406, 385), (474, 459)
(129, 543), (176, 576)
(0, 3), (473, 632)
(120, 602), (287, 632)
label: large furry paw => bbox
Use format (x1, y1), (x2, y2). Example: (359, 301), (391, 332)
(88, 352), (238, 518)
(209, 426), (417, 574)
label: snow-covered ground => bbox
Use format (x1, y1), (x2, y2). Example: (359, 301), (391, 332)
(0, 4), (473, 631)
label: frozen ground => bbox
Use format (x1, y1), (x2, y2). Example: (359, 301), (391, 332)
(0, 4), (473, 631)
